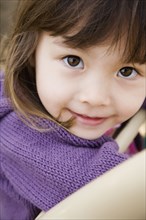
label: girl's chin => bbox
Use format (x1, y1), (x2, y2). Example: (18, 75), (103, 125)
(69, 127), (106, 140)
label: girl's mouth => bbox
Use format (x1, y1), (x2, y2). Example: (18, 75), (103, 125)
(70, 111), (108, 126)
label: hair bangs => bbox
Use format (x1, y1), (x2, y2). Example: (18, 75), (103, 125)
(14, 0), (146, 64)
(46, 0), (146, 65)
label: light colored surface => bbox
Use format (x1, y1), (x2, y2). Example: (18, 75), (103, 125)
(116, 109), (146, 153)
(36, 150), (146, 220)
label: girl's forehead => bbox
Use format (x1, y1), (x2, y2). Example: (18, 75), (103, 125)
(43, 31), (128, 57)
(38, 32), (128, 65)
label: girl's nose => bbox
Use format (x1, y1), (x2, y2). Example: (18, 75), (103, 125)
(79, 75), (111, 107)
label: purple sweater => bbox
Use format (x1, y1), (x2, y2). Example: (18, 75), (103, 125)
(0, 75), (129, 220)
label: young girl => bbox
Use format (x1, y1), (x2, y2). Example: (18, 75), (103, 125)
(0, 0), (145, 219)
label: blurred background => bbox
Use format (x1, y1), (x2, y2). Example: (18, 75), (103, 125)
(0, 0), (18, 36)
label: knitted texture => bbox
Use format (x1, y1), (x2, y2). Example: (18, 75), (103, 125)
(0, 74), (129, 219)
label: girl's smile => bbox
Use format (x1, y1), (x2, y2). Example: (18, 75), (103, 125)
(69, 110), (108, 127)
(35, 32), (145, 140)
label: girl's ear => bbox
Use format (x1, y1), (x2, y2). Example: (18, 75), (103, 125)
(29, 53), (35, 67)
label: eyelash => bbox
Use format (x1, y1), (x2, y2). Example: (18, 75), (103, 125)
(62, 55), (140, 79)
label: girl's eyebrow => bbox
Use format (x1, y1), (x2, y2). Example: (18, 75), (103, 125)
(53, 39), (81, 51)
(53, 39), (68, 47)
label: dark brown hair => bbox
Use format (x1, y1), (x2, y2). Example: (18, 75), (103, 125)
(3, 0), (146, 127)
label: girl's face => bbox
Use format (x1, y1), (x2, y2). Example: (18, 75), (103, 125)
(35, 32), (145, 140)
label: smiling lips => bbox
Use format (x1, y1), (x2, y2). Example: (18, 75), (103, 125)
(71, 111), (108, 126)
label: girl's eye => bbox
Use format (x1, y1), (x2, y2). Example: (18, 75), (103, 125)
(63, 55), (84, 69)
(117, 67), (138, 79)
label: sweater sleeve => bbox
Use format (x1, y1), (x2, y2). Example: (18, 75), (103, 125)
(0, 148), (41, 220)
(0, 73), (41, 219)
(0, 188), (40, 220)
